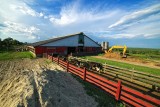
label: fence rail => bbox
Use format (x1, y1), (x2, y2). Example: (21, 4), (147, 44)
(47, 55), (160, 107)
(72, 57), (160, 91)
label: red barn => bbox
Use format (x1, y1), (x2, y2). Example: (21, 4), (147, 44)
(28, 32), (102, 57)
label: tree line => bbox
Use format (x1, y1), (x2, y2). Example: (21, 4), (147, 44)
(0, 37), (25, 51)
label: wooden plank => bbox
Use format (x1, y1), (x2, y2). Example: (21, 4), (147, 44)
(122, 86), (160, 105)
(86, 71), (117, 87)
(86, 74), (117, 92)
(103, 69), (158, 89)
(59, 63), (66, 68)
(103, 63), (160, 79)
(104, 67), (160, 83)
(59, 60), (67, 64)
(69, 69), (83, 78)
(121, 91), (153, 107)
(94, 70), (160, 98)
(68, 67), (83, 76)
(69, 64), (84, 73)
(86, 78), (116, 96)
(120, 96), (143, 107)
(104, 68), (160, 88)
(59, 60), (67, 65)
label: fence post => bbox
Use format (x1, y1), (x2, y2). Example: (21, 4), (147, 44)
(67, 61), (69, 72)
(52, 56), (53, 62)
(52, 53), (53, 62)
(116, 80), (122, 100)
(47, 53), (48, 59)
(83, 67), (86, 81)
(57, 57), (59, 65)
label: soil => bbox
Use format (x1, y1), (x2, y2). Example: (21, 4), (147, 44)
(0, 58), (97, 107)
(95, 55), (160, 69)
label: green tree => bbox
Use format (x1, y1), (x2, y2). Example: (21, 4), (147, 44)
(0, 38), (2, 50)
(1, 37), (24, 51)
(3, 37), (14, 51)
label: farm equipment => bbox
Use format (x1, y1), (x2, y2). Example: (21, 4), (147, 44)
(105, 45), (127, 58)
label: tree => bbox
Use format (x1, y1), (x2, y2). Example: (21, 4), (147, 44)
(0, 38), (2, 50)
(0, 37), (24, 51)
(3, 37), (14, 51)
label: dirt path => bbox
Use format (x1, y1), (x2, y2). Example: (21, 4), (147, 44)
(0, 58), (97, 107)
(94, 56), (160, 69)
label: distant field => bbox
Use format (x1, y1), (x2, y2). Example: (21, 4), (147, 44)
(0, 51), (35, 60)
(81, 56), (160, 76)
(110, 47), (160, 60)
(127, 48), (160, 60)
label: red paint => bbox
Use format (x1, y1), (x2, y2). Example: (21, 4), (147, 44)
(67, 61), (69, 72)
(116, 80), (122, 100)
(121, 91), (152, 107)
(34, 46), (67, 55)
(85, 47), (101, 52)
(34, 46), (101, 56)
(83, 67), (86, 80)
(35, 46), (46, 54)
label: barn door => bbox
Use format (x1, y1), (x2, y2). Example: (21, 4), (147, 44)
(78, 46), (84, 52)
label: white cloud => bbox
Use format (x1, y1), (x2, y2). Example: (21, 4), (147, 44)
(0, 0), (43, 41)
(39, 12), (44, 17)
(2, 21), (39, 40)
(4, 21), (39, 33)
(109, 4), (160, 28)
(10, 3), (43, 17)
(101, 33), (136, 39)
(0, 0), (125, 42)
(49, 2), (121, 26)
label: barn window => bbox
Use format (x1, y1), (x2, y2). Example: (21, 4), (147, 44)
(78, 34), (84, 44)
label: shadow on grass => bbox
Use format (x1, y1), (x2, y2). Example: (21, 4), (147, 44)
(71, 74), (125, 107)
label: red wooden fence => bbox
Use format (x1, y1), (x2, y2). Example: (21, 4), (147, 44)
(47, 55), (160, 107)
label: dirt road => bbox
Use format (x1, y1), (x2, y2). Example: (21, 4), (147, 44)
(0, 58), (97, 107)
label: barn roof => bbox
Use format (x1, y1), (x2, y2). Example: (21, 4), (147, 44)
(31, 32), (100, 47)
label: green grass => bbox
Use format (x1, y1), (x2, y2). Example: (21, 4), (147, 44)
(0, 51), (35, 60)
(127, 48), (160, 60)
(81, 56), (160, 76)
(129, 53), (160, 61)
(72, 74), (124, 107)
(127, 48), (160, 55)
(45, 59), (52, 64)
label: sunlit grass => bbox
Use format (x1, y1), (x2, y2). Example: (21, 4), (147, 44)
(81, 56), (160, 76)
(0, 51), (35, 60)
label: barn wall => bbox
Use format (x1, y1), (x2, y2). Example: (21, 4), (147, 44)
(84, 36), (100, 47)
(85, 47), (102, 52)
(35, 46), (46, 54)
(34, 34), (102, 57)
(35, 46), (67, 56)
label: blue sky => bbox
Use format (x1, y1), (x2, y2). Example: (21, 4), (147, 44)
(0, 0), (160, 48)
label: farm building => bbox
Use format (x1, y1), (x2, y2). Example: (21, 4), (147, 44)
(28, 32), (102, 57)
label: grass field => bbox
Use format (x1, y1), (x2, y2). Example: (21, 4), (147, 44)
(81, 56), (160, 76)
(115, 48), (160, 61)
(0, 51), (35, 60)
(128, 48), (160, 61)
